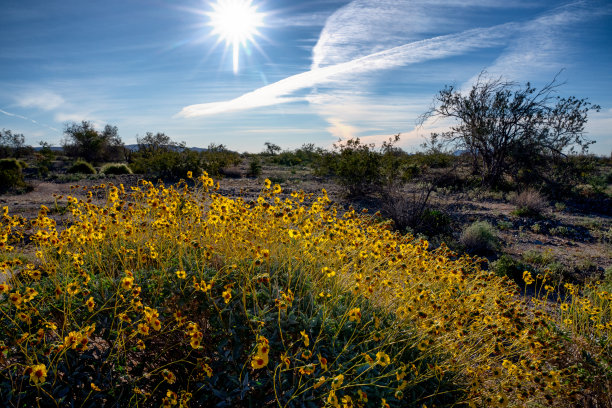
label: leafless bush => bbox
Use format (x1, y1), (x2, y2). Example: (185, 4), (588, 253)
(509, 188), (548, 216)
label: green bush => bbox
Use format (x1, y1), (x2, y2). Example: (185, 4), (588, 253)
(459, 220), (500, 253)
(246, 156), (262, 178)
(492, 254), (526, 283)
(130, 149), (201, 180)
(67, 160), (97, 174)
(316, 136), (417, 197)
(100, 163), (133, 175)
(0, 158), (26, 192)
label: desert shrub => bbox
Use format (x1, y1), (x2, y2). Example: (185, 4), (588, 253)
(492, 254), (526, 282)
(272, 151), (303, 166)
(330, 138), (383, 196)
(246, 156), (262, 178)
(62, 121), (125, 163)
(0, 158), (26, 192)
(459, 220), (499, 253)
(130, 149), (201, 180)
(201, 144), (241, 176)
(510, 188), (547, 217)
(318, 135), (418, 197)
(100, 162), (133, 175)
(67, 160), (97, 174)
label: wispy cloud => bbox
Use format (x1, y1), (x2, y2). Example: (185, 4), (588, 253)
(464, 2), (602, 86)
(16, 90), (65, 111)
(177, 23), (515, 118)
(0, 108), (60, 132)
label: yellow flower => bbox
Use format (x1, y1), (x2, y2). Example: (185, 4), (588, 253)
(91, 382), (102, 391)
(318, 354), (328, 370)
(121, 276), (134, 290)
(222, 289), (232, 304)
(376, 351), (390, 367)
(341, 395), (353, 408)
(357, 389), (368, 403)
(264, 179), (271, 189)
(331, 374), (344, 390)
(67, 282), (80, 296)
(137, 323), (150, 336)
(85, 296), (95, 312)
(327, 391), (340, 408)
(251, 353), (269, 369)
(280, 352), (291, 369)
(28, 364), (47, 385)
(202, 363), (213, 377)
(187, 171), (193, 178)
(176, 270), (186, 279)
(560, 303), (569, 311)
(348, 307), (361, 323)
(300, 330), (309, 347)
(162, 369), (176, 384)
(136, 339), (146, 350)
(314, 376), (326, 389)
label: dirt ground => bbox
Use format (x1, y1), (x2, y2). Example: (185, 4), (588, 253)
(2, 163), (611, 282)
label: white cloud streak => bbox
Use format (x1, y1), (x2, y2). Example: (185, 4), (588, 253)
(177, 23), (516, 118)
(0, 108), (60, 132)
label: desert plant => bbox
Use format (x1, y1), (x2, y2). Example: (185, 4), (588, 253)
(100, 163), (133, 175)
(459, 220), (500, 253)
(492, 254), (527, 282)
(0, 158), (26, 192)
(510, 188), (547, 217)
(421, 72), (600, 187)
(67, 160), (97, 174)
(246, 156), (262, 178)
(63, 121), (125, 163)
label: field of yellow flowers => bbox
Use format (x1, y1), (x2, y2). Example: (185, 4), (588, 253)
(0, 172), (610, 407)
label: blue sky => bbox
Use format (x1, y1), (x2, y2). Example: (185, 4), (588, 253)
(1, 0), (611, 154)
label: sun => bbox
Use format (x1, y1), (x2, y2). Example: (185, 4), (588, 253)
(208, 0), (265, 74)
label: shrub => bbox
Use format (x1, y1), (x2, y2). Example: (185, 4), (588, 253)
(67, 160), (97, 174)
(510, 188), (547, 217)
(130, 149), (201, 180)
(459, 220), (500, 253)
(100, 163), (133, 175)
(492, 254), (526, 282)
(0, 158), (26, 192)
(246, 156), (262, 178)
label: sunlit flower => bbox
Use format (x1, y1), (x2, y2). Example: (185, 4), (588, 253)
(121, 276), (134, 290)
(376, 351), (390, 366)
(251, 354), (269, 369)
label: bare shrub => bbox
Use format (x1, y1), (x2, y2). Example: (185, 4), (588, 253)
(510, 188), (547, 216)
